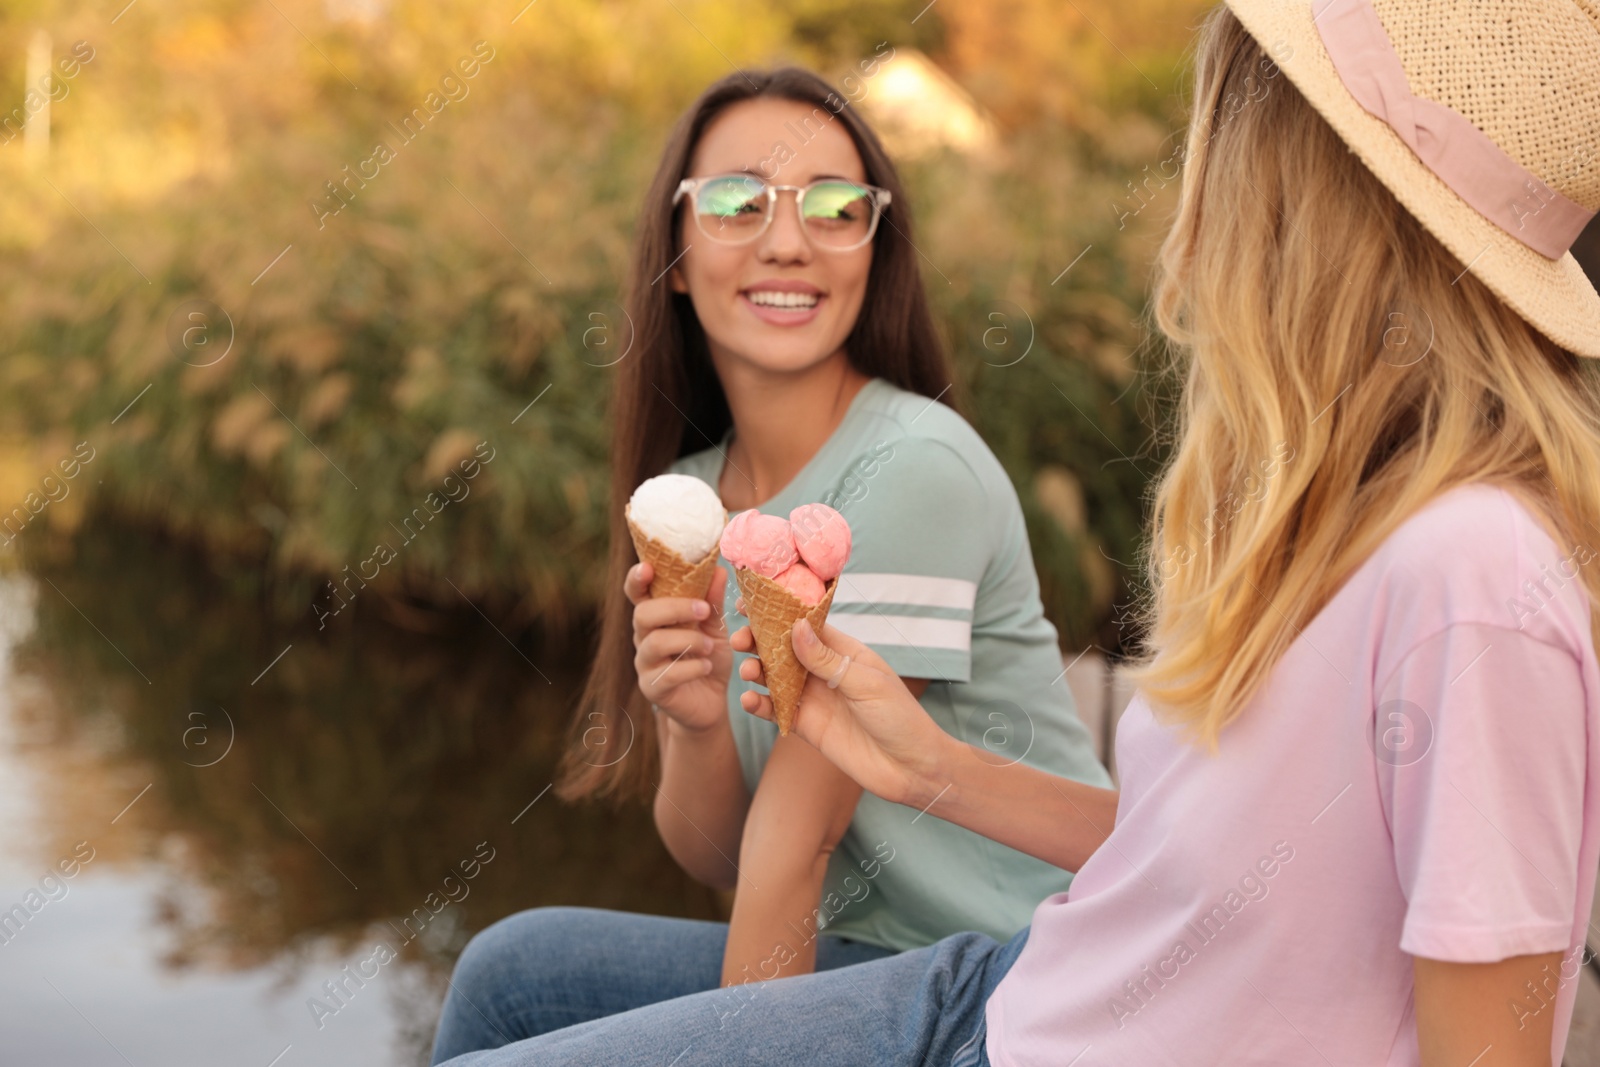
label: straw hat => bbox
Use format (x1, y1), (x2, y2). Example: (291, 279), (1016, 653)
(1223, 0), (1600, 358)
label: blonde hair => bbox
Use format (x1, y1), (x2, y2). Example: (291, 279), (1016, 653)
(1123, 7), (1600, 745)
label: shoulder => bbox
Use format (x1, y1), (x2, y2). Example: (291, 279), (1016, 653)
(830, 381), (1010, 509)
(1369, 482), (1593, 657)
(864, 381), (997, 476)
(1375, 483), (1567, 594)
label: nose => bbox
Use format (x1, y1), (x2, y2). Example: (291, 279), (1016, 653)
(756, 187), (812, 265)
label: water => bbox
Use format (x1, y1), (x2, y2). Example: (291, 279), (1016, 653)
(0, 517), (719, 1065)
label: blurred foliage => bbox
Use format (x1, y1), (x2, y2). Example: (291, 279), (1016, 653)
(0, 0), (1209, 651)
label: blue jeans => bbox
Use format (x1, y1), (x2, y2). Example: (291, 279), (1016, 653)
(431, 905), (1028, 1066)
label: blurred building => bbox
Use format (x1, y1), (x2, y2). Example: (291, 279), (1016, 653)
(856, 48), (998, 159)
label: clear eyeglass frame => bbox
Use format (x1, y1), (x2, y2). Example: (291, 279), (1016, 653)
(671, 173), (892, 252)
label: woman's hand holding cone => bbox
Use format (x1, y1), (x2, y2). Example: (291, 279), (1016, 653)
(628, 561), (732, 734)
(731, 614), (953, 809)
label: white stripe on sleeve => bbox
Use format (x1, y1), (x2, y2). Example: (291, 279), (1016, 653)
(827, 613), (972, 653)
(834, 573), (978, 612)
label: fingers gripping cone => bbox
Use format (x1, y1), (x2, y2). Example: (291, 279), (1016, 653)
(626, 503), (723, 600)
(734, 566), (838, 735)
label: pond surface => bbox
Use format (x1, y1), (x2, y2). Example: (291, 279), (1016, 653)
(0, 516), (719, 1066)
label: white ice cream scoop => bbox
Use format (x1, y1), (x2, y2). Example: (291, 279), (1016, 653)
(627, 474), (727, 562)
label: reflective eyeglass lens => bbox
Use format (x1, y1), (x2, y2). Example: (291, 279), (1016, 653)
(695, 176), (768, 241)
(802, 181), (875, 247)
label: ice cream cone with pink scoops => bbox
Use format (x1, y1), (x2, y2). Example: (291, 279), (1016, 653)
(720, 503), (852, 734)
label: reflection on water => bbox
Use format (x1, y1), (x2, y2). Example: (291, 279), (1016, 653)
(0, 514), (720, 1066)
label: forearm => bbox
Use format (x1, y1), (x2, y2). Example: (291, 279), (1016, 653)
(721, 732), (863, 985)
(721, 842), (832, 985)
(912, 733), (1118, 874)
(653, 714), (751, 891)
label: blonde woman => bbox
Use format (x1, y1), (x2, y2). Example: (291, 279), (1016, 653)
(432, 1), (1600, 1063)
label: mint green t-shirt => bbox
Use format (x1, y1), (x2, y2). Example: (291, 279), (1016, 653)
(670, 376), (1112, 952)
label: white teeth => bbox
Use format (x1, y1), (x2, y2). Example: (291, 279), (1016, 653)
(746, 290), (820, 308)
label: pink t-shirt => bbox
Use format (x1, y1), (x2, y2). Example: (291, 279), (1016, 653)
(986, 483), (1600, 1066)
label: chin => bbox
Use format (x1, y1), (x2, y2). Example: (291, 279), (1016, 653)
(738, 343), (839, 375)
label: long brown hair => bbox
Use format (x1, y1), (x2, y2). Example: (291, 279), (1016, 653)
(1121, 8), (1600, 744)
(557, 66), (958, 803)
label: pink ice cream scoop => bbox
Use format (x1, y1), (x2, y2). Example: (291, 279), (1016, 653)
(789, 503), (851, 581)
(718, 509), (798, 578)
(773, 562), (826, 606)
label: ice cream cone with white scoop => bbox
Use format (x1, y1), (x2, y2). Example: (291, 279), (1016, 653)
(625, 474), (727, 600)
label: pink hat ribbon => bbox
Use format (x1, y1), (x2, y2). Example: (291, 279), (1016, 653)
(1314, 0), (1594, 260)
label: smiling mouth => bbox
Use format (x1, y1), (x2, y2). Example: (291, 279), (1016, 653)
(743, 290), (821, 309)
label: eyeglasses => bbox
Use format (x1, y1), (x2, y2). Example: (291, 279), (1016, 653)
(672, 173), (891, 251)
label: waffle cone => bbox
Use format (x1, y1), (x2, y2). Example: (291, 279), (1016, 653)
(625, 504), (723, 600)
(734, 566), (838, 735)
